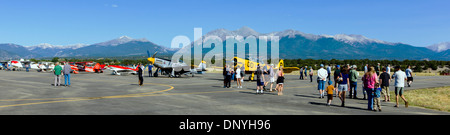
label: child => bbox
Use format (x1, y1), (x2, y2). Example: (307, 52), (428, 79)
(373, 83), (382, 112)
(326, 80), (334, 106)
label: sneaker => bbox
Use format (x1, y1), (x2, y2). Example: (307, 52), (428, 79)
(405, 102), (409, 108)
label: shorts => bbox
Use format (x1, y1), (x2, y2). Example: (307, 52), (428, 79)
(277, 77), (285, 84)
(381, 86), (390, 97)
(327, 94), (333, 100)
(270, 77), (275, 83)
(338, 84), (348, 91)
(257, 81), (264, 86)
(395, 87), (404, 96)
(407, 77), (413, 82)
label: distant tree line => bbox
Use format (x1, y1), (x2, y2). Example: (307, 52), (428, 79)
(282, 59), (450, 72)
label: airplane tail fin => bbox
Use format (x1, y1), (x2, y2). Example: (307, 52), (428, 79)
(277, 59), (285, 69)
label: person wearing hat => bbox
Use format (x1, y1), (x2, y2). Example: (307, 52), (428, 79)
(304, 66), (308, 80)
(349, 65), (359, 99)
(317, 64), (328, 98)
(256, 64), (265, 94)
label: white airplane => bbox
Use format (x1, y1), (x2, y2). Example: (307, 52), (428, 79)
(108, 65), (138, 76)
(7, 59), (30, 71)
(30, 62), (55, 72)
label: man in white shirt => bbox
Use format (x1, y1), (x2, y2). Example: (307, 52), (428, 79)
(317, 64), (328, 98)
(392, 66), (408, 108)
(386, 64), (391, 75)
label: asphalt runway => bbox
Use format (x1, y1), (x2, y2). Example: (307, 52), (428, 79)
(0, 70), (449, 115)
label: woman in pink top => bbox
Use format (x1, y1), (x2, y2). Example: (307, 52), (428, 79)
(362, 66), (378, 110)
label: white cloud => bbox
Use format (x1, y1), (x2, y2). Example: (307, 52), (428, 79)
(111, 4), (118, 8)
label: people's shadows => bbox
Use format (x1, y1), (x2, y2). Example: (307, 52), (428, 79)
(295, 94), (320, 99)
(239, 91), (279, 96)
(309, 101), (368, 111)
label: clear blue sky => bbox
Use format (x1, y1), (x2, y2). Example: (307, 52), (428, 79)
(0, 0), (449, 47)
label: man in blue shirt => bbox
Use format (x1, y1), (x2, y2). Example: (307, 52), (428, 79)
(148, 64), (153, 77)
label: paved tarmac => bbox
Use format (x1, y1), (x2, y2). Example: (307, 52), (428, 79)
(0, 70), (448, 115)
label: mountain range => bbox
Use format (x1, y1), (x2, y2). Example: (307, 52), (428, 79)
(0, 27), (449, 60)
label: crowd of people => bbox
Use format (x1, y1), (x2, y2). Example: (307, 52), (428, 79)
(223, 64), (285, 95)
(223, 63), (414, 112)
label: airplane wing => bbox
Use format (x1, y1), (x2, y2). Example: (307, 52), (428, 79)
(283, 67), (300, 73)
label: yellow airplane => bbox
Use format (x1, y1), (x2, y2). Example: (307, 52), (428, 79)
(231, 57), (299, 80)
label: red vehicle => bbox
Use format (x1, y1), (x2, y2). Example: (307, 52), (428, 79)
(62, 61), (105, 74)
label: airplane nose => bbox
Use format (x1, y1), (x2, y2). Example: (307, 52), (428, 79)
(148, 58), (155, 64)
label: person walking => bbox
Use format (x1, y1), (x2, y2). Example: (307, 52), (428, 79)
(63, 62), (72, 87)
(137, 63), (144, 86)
(337, 65), (350, 107)
(326, 80), (334, 106)
(405, 65), (413, 87)
(317, 64), (328, 98)
(349, 65), (359, 99)
(333, 65), (341, 97)
(53, 62), (63, 87)
(276, 66), (285, 96)
(379, 68), (391, 102)
(236, 65), (242, 88)
(392, 66), (408, 108)
(362, 66), (378, 110)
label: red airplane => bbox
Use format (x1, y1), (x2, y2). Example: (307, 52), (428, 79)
(62, 61), (105, 74)
(108, 65), (139, 75)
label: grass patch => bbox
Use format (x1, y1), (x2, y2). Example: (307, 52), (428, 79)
(388, 86), (450, 112)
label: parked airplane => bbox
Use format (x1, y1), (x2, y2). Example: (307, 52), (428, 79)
(232, 57), (299, 80)
(108, 65), (138, 75)
(30, 62), (55, 72)
(146, 50), (205, 77)
(63, 62), (105, 74)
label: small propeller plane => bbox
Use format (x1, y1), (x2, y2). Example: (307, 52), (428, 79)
(108, 65), (138, 75)
(146, 50), (205, 78)
(232, 57), (299, 80)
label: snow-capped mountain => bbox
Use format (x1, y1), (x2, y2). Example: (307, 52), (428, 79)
(322, 34), (396, 46)
(203, 27), (395, 46)
(0, 36), (175, 59)
(26, 43), (88, 50)
(93, 36), (149, 46)
(186, 26), (448, 60)
(426, 42), (450, 52)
